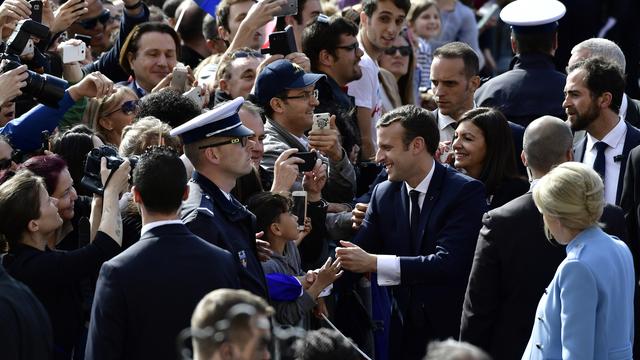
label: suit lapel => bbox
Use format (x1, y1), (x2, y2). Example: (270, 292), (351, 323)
(413, 162), (444, 254)
(397, 183), (412, 256)
(573, 133), (587, 162)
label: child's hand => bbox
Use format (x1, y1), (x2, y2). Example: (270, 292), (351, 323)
(315, 257), (343, 288)
(295, 217), (312, 245)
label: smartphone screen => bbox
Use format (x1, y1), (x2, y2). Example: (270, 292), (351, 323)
(292, 192), (307, 230)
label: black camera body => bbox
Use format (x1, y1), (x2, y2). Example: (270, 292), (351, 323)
(294, 151), (317, 172)
(81, 146), (139, 196)
(1, 19), (67, 108)
(261, 25), (297, 56)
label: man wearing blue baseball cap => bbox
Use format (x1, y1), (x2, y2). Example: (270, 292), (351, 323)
(254, 59), (357, 269)
(474, 0), (567, 128)
(171, 97), (270, 299)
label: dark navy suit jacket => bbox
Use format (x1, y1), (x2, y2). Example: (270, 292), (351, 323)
(573, 121), (640, 204)
(85, 223), (240, 360)
(353, 161), (486, 359)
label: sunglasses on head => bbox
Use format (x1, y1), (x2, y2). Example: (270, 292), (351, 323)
(384, 45), (412, 57)
(231, 50), (265, 59)
(104, 100), (140, 117)
(77, 9), (111, 29)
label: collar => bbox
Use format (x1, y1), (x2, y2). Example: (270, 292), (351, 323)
(405, 159), (435, 196)
(192, 171), (250, 219)
(140, 220), (184, 237)
(586, 117), (626, 151)
(437, 110), (457, 131)
(529, 178), (540, 192)
(510, 53), (556, 71)
(620, 93), (629, 119)
(134, 80), (148, 97)
(566, 226), (600, 255)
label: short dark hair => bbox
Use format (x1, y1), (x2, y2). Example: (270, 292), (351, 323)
(203, 14), (220, 41)
(138, 89), (202, 128)
(119, 22), (182, 75)
(215, 48), (263, 82)
(177, 2), (206, 42)
(457, 107), (519, 195)
(302, 15), (359, 72)
(512, 30), (555, 54)
(294, 329), (360, 360)
(51, 125), (96, 197)
(246, 192), (290, 240)
(377, 105), (439, 155)
(433, 41), (479, 78)
(362, 0), (411, 17)
(216, 0), (257, 32)
(162, 0), (183, 18)
(566, 57), (625, 114)
(132, 146), (186, 213)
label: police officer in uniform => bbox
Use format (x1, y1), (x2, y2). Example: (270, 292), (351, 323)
(474, 0), (567, 128)
(171, 98), (269, 299)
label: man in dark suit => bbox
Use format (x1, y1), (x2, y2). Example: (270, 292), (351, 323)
(566, 57), (640, 205)
(460, 116), (628, 360)
(85, 146), (240, 360)
(568, 38), (640, 129)
(336, 105), (486, 360)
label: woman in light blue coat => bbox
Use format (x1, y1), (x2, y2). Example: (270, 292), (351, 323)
(523, 162), (635, 360)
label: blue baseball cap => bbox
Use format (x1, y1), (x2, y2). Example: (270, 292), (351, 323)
(254, 59), (325, 106)
(169, 97), (253, 144)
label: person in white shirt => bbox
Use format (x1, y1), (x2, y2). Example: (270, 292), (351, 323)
(565, 57), (640, 205)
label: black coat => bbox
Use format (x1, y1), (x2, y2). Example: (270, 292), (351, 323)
(85, 223), (240, 360)
(460, 192), (628, 360)
(0, 263), (53, 360)
(2, 232), (120, 360)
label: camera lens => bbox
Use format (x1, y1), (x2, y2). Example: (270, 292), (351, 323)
(22, 72), (66, 108)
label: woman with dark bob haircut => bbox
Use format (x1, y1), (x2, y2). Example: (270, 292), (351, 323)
(0, 163), (129, 360)
(451, 107), (529, 209)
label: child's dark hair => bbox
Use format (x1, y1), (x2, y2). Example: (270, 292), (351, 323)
(247, 192), (291, 239)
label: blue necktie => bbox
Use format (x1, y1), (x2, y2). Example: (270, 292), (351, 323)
(593, 141), (608, 179)
(410, 190), (421, 250)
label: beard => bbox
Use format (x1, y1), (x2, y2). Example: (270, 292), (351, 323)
(569, 103), (600, 131)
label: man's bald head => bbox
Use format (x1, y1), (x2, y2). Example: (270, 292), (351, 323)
(523, 116), (573, 175)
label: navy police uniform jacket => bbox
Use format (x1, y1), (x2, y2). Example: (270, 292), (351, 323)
(475, 53), (566, 128)
(182, 171), (269, 299)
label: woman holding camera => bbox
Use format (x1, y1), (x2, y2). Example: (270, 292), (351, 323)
(451, 107), (528, 209)
(0, 159), (129, 360)
(523, 162), (634, 359)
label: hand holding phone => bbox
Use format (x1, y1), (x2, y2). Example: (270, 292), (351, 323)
(170, 63), (188, 92)
(291, 190), (307, 230)
(294, 151), (317, 172)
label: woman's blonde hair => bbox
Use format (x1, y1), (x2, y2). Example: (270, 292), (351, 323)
(532, 162), (604, 231)
(84, 86), (139, 142)
(119, 116), (182, 157)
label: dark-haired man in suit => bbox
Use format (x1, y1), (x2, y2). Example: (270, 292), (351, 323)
(460, 116), (628, 360)
(566, 57), (640, 205)
(336, 105), (486, 360)
(86, 146), (240, 360)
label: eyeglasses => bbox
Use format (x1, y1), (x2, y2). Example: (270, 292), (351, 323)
(77, 9), (112, 29)
(103, 100), (140, 117)
(384, 46), (412, 57)
(335, 42), (359, 52)
(198, 137), (249, 149)
(279, 89), (319, 102)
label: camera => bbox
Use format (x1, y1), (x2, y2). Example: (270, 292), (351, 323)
(294, 151), (317, 172)
(1, 20), (67, 108)
(261, 25), (297, 56)
(81, 145), (139, 196)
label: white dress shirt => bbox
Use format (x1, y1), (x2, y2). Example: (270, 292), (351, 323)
(377, 159), (436, 286)
(438, 110), (458, 143)
(583, 118), (627, 204)
(140, 219), (184, 237)
(620, 94), (629, 122)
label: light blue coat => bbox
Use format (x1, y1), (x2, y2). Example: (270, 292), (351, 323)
(522, 226), (635, 360)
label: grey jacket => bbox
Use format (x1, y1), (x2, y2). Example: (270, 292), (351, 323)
(262, 241), (316, 326)
(262, 118), (357, 203)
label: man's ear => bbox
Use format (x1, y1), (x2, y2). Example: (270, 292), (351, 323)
(521, 150), (528, 167)
(219, 78), (229, 92)
(469, 75), (481, 92)
(202, 147), (222, 165)
(319, 49), (334, 67)
(599, 92), (613, 109)
(270, 97), (286, 114)
(360, 11), (368, 29)
(510, 33), (517, 54)
(131, 185), (142, 204)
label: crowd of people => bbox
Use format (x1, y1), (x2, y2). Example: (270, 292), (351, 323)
(0, 0), (638, 359)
